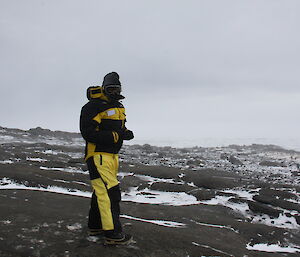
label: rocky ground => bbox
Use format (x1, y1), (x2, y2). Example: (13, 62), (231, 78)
(0, 126), (299, 257)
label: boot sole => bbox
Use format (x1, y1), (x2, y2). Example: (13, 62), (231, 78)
(104, 235), (134, 246)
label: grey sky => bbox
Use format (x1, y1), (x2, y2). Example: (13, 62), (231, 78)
(1, 0), (299, 145)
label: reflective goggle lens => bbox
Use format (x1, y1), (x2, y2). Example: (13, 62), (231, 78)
(104, 85), (121, 95)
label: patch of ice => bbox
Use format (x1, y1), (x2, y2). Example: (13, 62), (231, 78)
(187, 182), (196, 187)
(201, 194), (300, 229)
(53, 179), (69, 183)
(87, 236), (100, 242)
(201, 195), (249, 214)
(37, 149), (63, 155)
(246, 243), (300, 253)
(40, 166), (86, 174)
(190, 219), (238, 233)
(0, 160), (13, 164)
(0, 178), (197, 207)
(122, 187), (198, 206)
(193, 242), (234, 256)
(1, 220), (12, 225)
(0, 135), (14, 142)
(287, 198), (300, 204)
(222, 188), (260, 201)
(134, 174), (184, 185)
(251, 213), (300, 230)
(73, 181), (89, 186)
(121, 214), (186, 228)
(118, 171), (134, 179)
(67, 223), (82, 231)
(0, 178), (91, 198)
(26, 157), (47, 162)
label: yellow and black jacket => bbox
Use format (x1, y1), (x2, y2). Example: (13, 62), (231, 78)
(80, 87), (126, 161)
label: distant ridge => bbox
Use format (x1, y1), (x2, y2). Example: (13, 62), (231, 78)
(1, 125), (299, 153)
(0, 126), (81, 140)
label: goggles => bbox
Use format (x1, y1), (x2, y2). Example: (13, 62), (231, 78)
(103, 85), (122, 95)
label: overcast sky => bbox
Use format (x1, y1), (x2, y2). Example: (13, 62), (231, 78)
(1, 0), (299, 146)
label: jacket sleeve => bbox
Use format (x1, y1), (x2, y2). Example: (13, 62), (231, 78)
(80, 102), (114, 145)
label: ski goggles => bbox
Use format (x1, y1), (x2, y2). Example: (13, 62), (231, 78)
(103, 85), (122, 95)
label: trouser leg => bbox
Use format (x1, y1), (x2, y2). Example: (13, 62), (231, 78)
(88, 191), (102, 230)
(106, 185), (122, 235)
(87, 154), (121, 233)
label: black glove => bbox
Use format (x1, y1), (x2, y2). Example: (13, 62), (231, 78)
(123, 129), (134, 140)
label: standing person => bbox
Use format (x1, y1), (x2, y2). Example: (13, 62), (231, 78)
(80, 72), (134, 245)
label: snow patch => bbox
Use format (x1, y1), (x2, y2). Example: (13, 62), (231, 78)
(0, 160), (13, 164)
(246, 243), (300, 253)
(190, 219), (238, 233)
(40, 166), (86, 174)
(0, 178), (91, 198)
(122, 187), (198, 206)
(251, 213), (300, 230)
(200, 191), (300, 230)
(67, 223), (82, 231)
(121, 214), (186, 228)
(134, 174), (183, 185)
(0, 220), (12, 225)
(26, 157), (47, 162)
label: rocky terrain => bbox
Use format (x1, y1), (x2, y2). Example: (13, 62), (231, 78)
(0, 126), (299, 257)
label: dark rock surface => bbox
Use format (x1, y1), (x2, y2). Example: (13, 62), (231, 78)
(0, 126), (300, 256)
(187, 188), (216, 201)
(149, 182), (195, 192)
(183, 169), (242, 190)
(259, 161), (287, 167)
(248, 201), (282, 218)
(228, 155), (243, 166)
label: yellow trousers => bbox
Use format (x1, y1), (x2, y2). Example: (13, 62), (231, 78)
(86, 153), (122, 232)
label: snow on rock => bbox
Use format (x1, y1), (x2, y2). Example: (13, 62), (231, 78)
(121, 214), (186, 228)
(66, 223), (82, 231)
(39, 166), (87, 174)
(122, 187), (198, 206)
(0, 160), (13, 164)
(0, 178), (92, 198)
(26, 157), (47, 162)
(246, 243), (300, 253)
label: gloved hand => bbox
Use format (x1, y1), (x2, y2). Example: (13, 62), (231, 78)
(123, 129), (134, 140)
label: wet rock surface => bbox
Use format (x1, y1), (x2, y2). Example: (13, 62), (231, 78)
(0, 126), (300, 256)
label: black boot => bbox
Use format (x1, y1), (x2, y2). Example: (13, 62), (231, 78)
(104, 232), (133, 245)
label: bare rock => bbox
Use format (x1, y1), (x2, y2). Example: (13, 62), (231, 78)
(228, 155), (243, 165)
(186, 159), (205, 167)
(68, 158), (84, 164)
(189, 188), (216, 201)
(183, 169), (242, 190)
(120, 175), (148, 191)
(253, 195), (273, 205)
(259, 188), (298, 200)
(228, 197), (248, 205)
(220, 153), (229, 160)
(259, 161), (287, 167)
(248, 201), (282, 218)
(150, 182), (195, 193)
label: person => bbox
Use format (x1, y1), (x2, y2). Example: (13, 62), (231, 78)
(80, 72), (134, 245)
